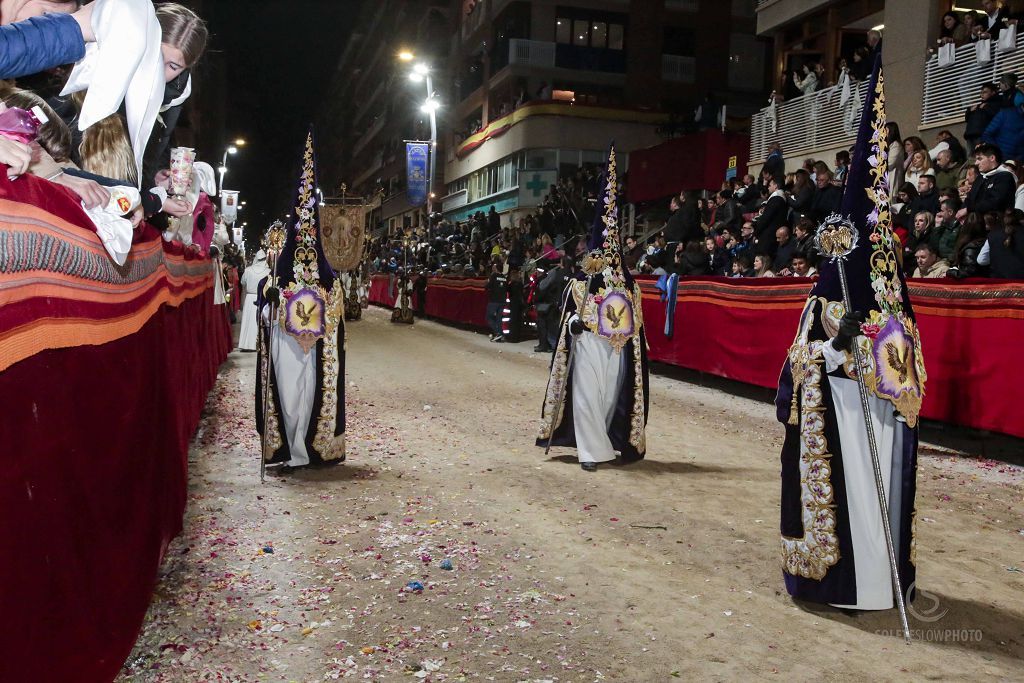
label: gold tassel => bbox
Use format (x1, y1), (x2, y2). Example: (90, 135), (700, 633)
(788, 387), (800, 426)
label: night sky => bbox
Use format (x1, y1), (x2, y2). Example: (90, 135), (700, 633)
(200, 1), (361, 245)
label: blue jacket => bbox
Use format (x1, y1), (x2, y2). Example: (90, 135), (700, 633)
(981, 105), (1024, 163)
(0, 13), (84, 80)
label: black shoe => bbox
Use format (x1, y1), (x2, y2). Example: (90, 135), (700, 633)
(534, 345), (552, 352)
(580, 462), (598, 472)
(494, 337), (505, 343)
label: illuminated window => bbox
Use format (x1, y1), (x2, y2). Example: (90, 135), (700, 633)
(591, 22), (607, 48)
(555, 18), (570, 44)
(573, 19), (589, 46)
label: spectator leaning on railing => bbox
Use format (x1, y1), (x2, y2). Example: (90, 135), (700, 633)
(1, 0), (210, 256)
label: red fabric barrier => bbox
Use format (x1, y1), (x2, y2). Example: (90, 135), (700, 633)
(423, 277), (489, 329)
(637, 276), (1024, 439)
(0, 168), (232, 682)
(375, 270), (1022, 439)
(369, 274), (397, 308)
(369, 275), (490, 329)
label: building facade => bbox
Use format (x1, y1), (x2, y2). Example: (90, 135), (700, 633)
(440, 0), (771, 224)
(317, 0), (454, 234)
(318, 1), (773, 233)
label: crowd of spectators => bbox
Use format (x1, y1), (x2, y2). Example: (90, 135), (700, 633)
(367, 163), (604, 280)
(1, 1), (230, 265)
(937, 1), (1024, 48)
(734, 122), (1024, 280)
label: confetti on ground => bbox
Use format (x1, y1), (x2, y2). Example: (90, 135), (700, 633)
(118, 310), (1024, 681)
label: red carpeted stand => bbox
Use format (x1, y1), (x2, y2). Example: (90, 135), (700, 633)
(0, 170), (231, 682)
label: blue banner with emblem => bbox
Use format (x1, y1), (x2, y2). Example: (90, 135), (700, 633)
(406, 142), (429, 206)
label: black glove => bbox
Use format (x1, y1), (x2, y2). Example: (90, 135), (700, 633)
(265, 286), (281, 305)
(832, 310), (864, 352)
(569, 318), (585, 335)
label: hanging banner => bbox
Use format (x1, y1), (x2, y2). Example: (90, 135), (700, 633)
(321, 201), (368, 271)
(221, 190), (239, 223)
(406, 142), (429, 207)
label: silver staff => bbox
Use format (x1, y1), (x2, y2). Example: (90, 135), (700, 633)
(259, 225), (286, 483)
(816, 217), (911, 644)
(544, 270), (593, 455)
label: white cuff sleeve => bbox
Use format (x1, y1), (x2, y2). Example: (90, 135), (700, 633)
(150, 186), (168, 205)
(822, 339), (849, 373)
(978, 240), (991, 266)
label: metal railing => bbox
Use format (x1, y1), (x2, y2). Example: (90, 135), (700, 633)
(748, 80), (868, 165)
(922, 39), (1024, 129)
(509, 39), (557, 68)
(662, 54), (696, 83)
(352, 115), (387, 157)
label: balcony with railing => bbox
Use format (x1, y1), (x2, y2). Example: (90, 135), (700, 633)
(662, 54), (696, 83)
(508, 39), (556, 69)
(922, 39), (1024, 129)
(499, 38), (626, 74)
(748, 80), (868, 165)
(352, 114), (387, 157)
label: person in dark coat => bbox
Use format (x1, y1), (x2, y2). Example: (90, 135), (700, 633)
(674, 241), (710, 276)
(487, 205), (501, 237)
(714, 190), (741, 232)
(787, 169), (815, 221)
(985, 208), (1024, 277)
(908, 172), (941, 217)
(809, 169), (843, 223)
(964, 82), (1002, 150)
(753, 176), (788, 256)
(965, 142), (1017, 215)
(764, 143), (785, 182)
(980, 101), (1024, 163)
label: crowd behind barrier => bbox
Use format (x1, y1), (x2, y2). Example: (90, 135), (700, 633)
(368, 271), (1024, 441)
(0, 3), (240, 680)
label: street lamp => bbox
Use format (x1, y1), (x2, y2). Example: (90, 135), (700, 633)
(219, 144), (239, 194)
(405, 61), (438, 216)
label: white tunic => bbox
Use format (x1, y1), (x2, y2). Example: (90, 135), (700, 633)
(571, 331), (626, 464)
(823, 343), (904, 610)
(263, 304), (317, 468)
(238, 263), (270, 351)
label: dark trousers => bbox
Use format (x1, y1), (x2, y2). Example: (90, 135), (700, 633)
(535, 309), (559, 349)
(485, 302), (503, 336)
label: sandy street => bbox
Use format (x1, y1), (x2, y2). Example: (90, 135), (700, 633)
(120, 306), (1024, 682)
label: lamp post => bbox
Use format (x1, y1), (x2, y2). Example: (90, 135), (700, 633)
(219, 145), (237, 195)
(218, 139), (246, 195)
(408, 59), (438, 218)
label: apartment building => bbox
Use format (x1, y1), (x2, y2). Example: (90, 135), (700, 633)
(441, 0), (771, 222)
(317, 0), (454, 233)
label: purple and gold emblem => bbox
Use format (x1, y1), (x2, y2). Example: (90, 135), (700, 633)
(596, 291), (635, 352)
(283, 287), (326, 353)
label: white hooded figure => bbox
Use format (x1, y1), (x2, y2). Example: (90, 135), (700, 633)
(238, 249), (271, 351)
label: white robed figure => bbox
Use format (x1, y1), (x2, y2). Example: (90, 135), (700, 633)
(537, 144), (649, 471)
(777, 56), (925, 614)
(238, 249), (270, 351)
(255, 132), (345, 471)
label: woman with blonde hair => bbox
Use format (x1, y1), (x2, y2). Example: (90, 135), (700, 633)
(905, 150), (932, 187)
(753, 253), (775, 278)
